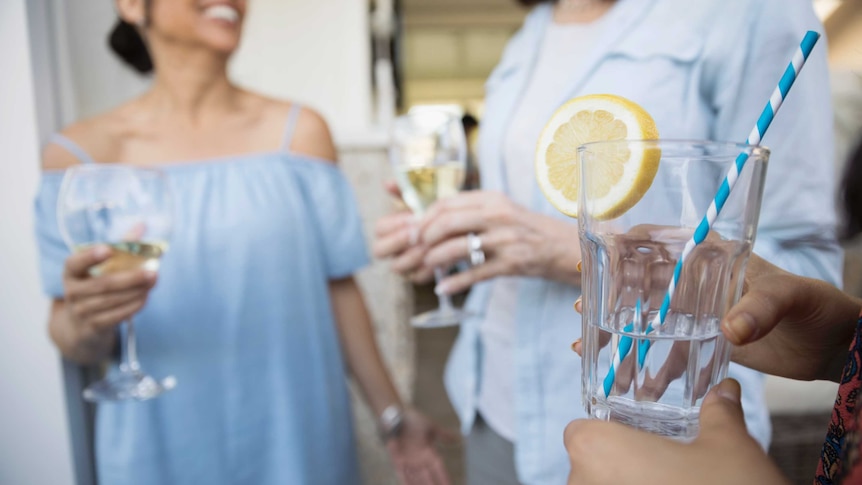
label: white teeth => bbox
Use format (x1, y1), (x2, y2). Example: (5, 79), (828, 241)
(203, 5), (239, 23)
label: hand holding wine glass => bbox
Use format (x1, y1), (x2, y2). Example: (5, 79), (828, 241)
(59, 245), (157, 359)
(58, 164), (174, 401)
(389, 110), (468, 328)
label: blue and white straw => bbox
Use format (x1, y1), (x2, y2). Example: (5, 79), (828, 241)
(602, 31), (821, 398)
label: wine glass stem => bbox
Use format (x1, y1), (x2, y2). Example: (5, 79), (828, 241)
(434, 267), (455, 313)
(119, 317), (141, 373)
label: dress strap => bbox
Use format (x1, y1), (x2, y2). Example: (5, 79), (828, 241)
(280, 103), (303, 153)
(49, 134), (96, 165)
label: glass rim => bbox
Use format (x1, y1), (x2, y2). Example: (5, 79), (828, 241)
(577, 139), (771, 159)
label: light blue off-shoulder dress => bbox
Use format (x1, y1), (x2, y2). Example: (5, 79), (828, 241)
(34, 105), (368, 485)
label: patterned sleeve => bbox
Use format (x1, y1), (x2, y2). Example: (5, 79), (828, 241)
(33, 172), (70, 298)
(815, 314), (862, 484)
(303, 162), (370, 279)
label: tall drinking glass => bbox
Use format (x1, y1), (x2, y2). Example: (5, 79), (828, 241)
(390, 110), (468, 328)
(58, 164), (175, 401)
(579, 140), (769, 439)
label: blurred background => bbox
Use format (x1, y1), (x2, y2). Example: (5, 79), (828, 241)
(1, 0), (860, 484)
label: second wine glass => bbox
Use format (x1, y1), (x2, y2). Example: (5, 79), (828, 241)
(390, 109), (468, 328)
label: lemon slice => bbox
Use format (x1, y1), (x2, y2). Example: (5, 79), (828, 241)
(535, 94), (660, 219)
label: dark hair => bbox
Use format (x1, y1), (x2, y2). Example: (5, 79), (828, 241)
(462, 114), (479, 131)
(842, 139), (862, 240)
(108, 0), (153, 75)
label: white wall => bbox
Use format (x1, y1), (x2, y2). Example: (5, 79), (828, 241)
(229, 0), (374, 141)
(0, 1), (75, 484)
(59, 0), (374, 142)
(57, 0), (151, 120)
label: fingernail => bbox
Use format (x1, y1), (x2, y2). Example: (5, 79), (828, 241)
(723, 313), (758, 344)
(571, 338), (581, 353)
(577, 261), (582, 272)
(573, 298), (582, 313)
(715, 379), (741, 404)
(92, 245), (111, 259)
(435, 281), (452, 296)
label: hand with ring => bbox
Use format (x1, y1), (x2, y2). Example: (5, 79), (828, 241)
(466, 232), (485, 266)
(414, 191), (582, 295)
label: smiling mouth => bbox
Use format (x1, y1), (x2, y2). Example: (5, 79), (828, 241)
(202, 5), (240, 24)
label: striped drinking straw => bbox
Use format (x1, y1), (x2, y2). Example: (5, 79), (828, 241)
(601, 31), (821, 398)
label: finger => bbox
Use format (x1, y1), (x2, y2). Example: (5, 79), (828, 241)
(564, 419), (681, 484)
(421, 191), (489, 223)
(435, 259), (509, 296)
(64, 245), (112, 279)
(421, 208), (488, 247)
(426, 453), (451, 485)
(415, 467), (435, 485)
(402, 466), (432, 485)
(392, 246), (427, 275)
(394, 466), (409, 485)
(721, 274), (802, 345)
(410, 266), (436, 285)
(424, 227), (520, 271)
(563, 420), (638, 483)
(384, 179), (403, 199)
(612, 345), (637, 394)
(637, 340), (690, 401)
(72, 287), (151, 320)
(423, 236), (471, 269)
(88, 296), (149, 331)
(574, 298), (582, 314)
(374, 223), (420, 260)
(697, 378), (746, 440)
(572, 339), (582, 356)
(66, 270), (157, 299)
(376, 212), (416, 238)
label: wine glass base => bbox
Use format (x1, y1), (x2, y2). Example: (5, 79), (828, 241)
(411, 308), (468, 329)
(83, 371), (177, 402)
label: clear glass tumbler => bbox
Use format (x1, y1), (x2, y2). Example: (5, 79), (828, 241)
(579, 140), (769, 438)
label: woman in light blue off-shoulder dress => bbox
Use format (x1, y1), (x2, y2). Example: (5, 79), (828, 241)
(34, 2), (450, 484)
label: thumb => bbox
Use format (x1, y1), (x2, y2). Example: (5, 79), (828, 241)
(721, 273), (799, 345)
(64, 244), (112, 279)
(697, 379), (746, 438)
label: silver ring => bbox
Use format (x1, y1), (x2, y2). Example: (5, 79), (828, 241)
(467, 232), (486, 266)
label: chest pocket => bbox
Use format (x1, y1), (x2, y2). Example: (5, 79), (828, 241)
(595, 30), (706, 139)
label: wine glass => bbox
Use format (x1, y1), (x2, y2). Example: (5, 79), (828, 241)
(57, 164), (175, 401)
(390, 109), (468, 328)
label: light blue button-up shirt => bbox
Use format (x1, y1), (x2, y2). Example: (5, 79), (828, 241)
(444, 1), (843, 483)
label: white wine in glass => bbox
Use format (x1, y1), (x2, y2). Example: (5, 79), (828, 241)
(390, 110), (468, 328)
(58, 164), (175, 402)
(76, 241), (169, 275)
(395, 162), (466, 215)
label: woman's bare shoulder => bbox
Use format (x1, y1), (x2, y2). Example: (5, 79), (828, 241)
(42, 103), (137, 170)
(245, 92), (338, 163)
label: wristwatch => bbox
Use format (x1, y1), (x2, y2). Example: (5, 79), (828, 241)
(378, 404), (405, 441)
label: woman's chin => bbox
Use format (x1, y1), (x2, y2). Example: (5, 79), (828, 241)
(201, 37), (242, 57)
